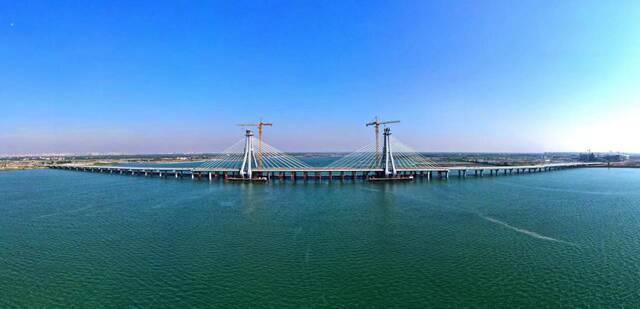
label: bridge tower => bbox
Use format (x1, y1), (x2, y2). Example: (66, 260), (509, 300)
(239, 129), (259, 178)
(381, 127), (397, 176)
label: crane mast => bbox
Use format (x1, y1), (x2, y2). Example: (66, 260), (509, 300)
(366, 117), (400, 163)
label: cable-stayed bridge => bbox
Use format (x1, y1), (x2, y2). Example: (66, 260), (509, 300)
(49, 126), (594, 181)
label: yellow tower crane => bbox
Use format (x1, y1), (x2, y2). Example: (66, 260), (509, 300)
(237, 119), (273, 167)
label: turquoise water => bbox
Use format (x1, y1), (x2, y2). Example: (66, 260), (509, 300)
(1, 168), (640, 307)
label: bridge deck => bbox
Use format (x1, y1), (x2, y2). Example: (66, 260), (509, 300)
(49, 162), (594, 175)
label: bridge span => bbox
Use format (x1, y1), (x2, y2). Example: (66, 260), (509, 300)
(47, 126), (596, 181)
(49, 162), (593, 181)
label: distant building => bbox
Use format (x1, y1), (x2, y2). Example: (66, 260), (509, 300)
(579, 152), (597, 162)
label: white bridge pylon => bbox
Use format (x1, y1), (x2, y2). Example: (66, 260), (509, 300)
(239, 129), (258, 178)
(381, 127), (396, 176)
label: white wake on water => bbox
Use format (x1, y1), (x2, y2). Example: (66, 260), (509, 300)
(479, 215), (577, 246)
(358, 187), (578, 246)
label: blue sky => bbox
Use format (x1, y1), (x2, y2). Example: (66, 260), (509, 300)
(1, 1), (639, 155)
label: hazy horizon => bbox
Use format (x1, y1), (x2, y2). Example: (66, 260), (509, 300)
(2, 1), (639, 155)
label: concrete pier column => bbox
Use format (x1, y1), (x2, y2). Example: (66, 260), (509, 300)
(352, 171), (357, 179)
(191, 173), (195, 180)
(159, 172), (163, 177)
(303, 172), (308, 181)
(341, 171), (345, 180)
(209, 173), (212, 181)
